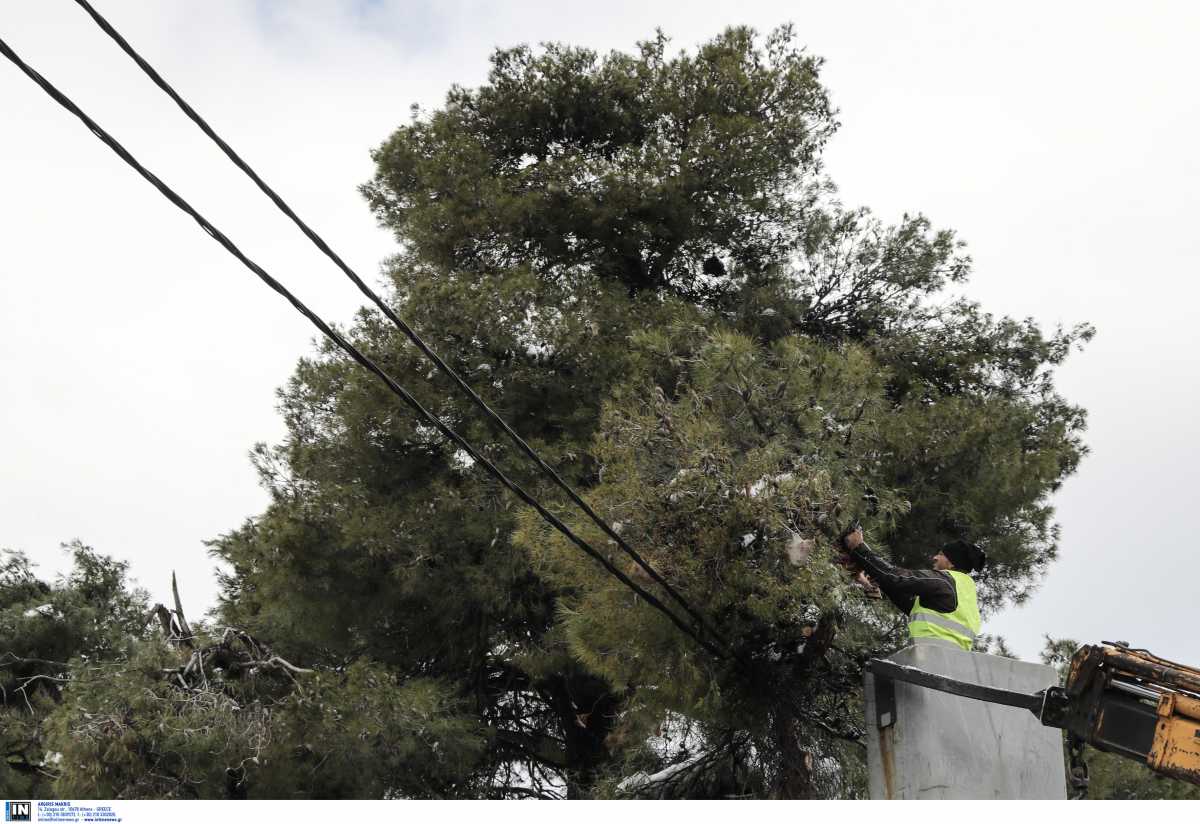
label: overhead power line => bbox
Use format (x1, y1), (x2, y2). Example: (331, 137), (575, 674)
(0, 32), (729, 663)
(68, 0), (734, 657)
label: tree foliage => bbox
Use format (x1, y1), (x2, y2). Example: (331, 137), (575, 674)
(0, 545), (148, 797)
(363, 27), (834, 303)
(1, 548), (484, 799)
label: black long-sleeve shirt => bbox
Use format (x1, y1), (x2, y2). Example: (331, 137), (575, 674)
(850, 542), (957, 615)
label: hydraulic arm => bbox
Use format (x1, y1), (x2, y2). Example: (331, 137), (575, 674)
(869, 642), (1200, 787)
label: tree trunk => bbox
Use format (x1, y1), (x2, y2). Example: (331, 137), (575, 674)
(552, 674), (620, 799)
(770, 709), (817, 799)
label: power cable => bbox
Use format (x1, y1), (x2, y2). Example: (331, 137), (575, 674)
(68, 0), (734, 657)
(0, 32), (729, 663)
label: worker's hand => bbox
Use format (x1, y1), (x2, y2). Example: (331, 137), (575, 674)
(843, 526), (864, 551)
(854, 570), (882, 599)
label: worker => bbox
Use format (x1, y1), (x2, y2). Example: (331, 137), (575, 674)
(841, 528), (985, 651)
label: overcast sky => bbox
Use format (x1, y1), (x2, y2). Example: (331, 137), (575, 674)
(2, 1), (1196, 665)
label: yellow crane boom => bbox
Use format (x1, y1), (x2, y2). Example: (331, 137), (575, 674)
(1060, 643), (1200, 785)
(869, 641), (1200, 788)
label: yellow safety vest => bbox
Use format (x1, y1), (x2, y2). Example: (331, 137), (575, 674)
(908, 570), (980, 651)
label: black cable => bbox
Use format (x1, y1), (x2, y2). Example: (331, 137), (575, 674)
(0, 32), (728, 663)
(68, 0), (733, 658)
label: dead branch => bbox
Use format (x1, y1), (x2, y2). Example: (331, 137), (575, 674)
(171, 572), (194, 648)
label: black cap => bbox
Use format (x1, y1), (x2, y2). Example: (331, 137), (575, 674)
(942, 540), (986, 573)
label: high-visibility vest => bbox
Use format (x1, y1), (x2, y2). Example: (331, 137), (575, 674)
(908, 570), (980, 651)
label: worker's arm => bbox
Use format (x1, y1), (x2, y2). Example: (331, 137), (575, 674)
(848, 540), (957, 613)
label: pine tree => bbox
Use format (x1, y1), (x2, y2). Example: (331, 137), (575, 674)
(8, 26), (1092, 799)
(0, 545), (147, 796)
(210, 25), (1089, 797)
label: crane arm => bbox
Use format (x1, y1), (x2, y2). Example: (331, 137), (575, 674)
(868, 642), (1200, 787)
